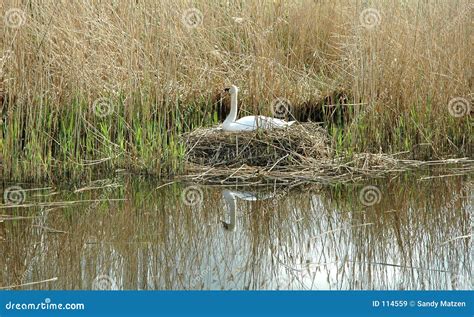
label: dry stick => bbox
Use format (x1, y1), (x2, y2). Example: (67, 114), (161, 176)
(0, 277), (58, 290)
(189, 166), (217, 181)
(155, 181), (176, 190)
(74, 183), (121, 193)
(268, 154), (290, 172)
(222, 165), (250, 183)
(440, 234), (474, 246)
(0, 216), (45, 221)
(1, 187), (53, 193)
(32, 225), (68, 234)
(0, 198), (126, 209)
(420, 173), (470, 180)
(22, 187), (54, 192)
(33, 191), (60, 198)
(346, 261), (449, 273)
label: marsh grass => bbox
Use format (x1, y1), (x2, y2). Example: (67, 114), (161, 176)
(1, 0), (472, 182)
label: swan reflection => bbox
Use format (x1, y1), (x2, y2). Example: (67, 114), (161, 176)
(222, 189), (274, 231)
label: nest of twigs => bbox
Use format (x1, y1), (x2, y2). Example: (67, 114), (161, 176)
(181, 123), (474, 185)
(182, 123), (333, 168)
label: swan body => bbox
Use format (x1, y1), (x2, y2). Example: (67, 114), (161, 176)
(225, 115), (294, 132)
(222, 85), (296, 132)
(222, 189), (274, 231)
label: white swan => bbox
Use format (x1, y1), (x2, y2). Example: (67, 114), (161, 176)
(222, 190), (257, 231)
(222, 85), (296, 132)
(222, 189), (274, 231)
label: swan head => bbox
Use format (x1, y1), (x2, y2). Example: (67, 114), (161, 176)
(224, 85), (239, 95)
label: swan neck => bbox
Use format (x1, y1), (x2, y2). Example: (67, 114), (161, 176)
(223, 191), (236, 231)
(224, 90), (238, 124)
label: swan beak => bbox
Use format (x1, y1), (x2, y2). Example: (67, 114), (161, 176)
(223, 87), (230, 92)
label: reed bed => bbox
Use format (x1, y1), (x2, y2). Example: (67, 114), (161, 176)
(182, 122), (473, 185)
(181, 154), (474, 185)
(1, 0), (472, 182)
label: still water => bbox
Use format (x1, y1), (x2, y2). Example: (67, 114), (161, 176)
(1, 172), (472, 290)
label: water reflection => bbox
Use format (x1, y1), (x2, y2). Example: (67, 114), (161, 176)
(0, 174), (472, 290)
(222, 190), (274, 231)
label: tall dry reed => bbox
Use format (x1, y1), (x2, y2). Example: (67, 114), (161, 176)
(1, 0), (471, 181)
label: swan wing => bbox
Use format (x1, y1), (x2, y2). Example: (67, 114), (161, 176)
(222, 116), (257, 131)
(224, 116), (296, 132)
(235, 116), (258, 127)
(236, 116), (288, 128)
(255, 116), (295, 128)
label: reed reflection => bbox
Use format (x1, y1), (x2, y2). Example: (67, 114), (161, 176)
(0, 175), (471, 290)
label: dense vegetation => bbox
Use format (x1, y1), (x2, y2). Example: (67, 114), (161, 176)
(1, 0), (471, 182)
